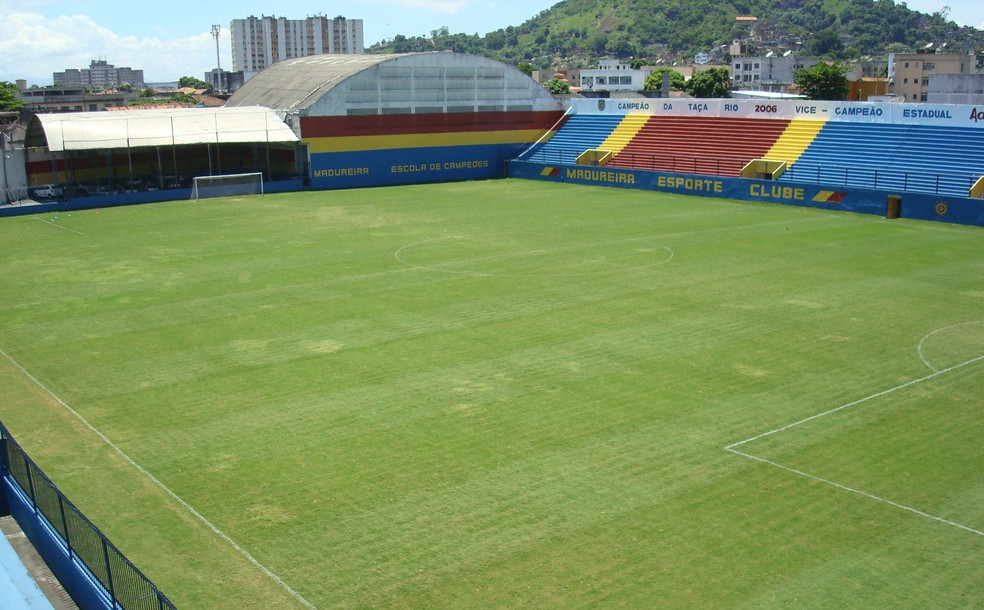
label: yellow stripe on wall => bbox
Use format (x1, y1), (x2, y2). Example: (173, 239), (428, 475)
(307, 129), (550, 153)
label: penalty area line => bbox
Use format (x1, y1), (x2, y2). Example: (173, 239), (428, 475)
(725, 352), (984, 538)
(0, 345), (317, 609)
(726, 446), (984, 538)
(726, 353), (984, 451)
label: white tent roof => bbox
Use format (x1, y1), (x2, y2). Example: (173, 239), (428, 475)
(33, 106), (298, 152)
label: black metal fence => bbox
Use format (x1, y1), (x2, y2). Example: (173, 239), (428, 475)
(0, 421), (177, 610)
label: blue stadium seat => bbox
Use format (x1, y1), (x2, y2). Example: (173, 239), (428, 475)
(522, 115), (624, 165)
(780, 122), (984, 197)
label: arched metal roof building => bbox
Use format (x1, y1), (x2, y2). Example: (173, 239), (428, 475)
(226, 52), (564, 189)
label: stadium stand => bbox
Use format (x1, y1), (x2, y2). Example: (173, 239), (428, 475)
(762, 118), (827, 165)
(778, 122), (984, 197)
(516, 100), (984, 199)
(521, 114), (624, 164)
(509, 99), (984, 226)
(607, 116), (791, 176)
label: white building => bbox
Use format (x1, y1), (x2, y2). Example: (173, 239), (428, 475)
(927, 74), (984, 105)
(231, 14), (365, 81)
(732, 51), (817, 92)
(579, 59), (649, 92)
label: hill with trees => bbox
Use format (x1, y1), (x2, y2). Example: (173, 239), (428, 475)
(370, 0), (984, 69)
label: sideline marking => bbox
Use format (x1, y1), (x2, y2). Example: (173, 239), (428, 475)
(725, 327), (984, 538)
(0, 345), (318, 609)
(34, 217), (85, 236)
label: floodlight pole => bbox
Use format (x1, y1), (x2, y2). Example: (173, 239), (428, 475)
(211, 24), (222, 94)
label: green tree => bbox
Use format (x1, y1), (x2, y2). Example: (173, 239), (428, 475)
(543, 78), (570, 94)
(178, 76), (211, 90)
(794, 62), (849, 100)
(643, 68), (685, 92)
(516, 63), (534, 77)
(803, 28), (845, 58)
(686, 67), (731, 98)
(0, 81), (24, 112)
(589, 31), (609, 54)
(606, 33), (637, 59)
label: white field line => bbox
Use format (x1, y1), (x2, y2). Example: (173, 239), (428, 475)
(34, 217), (85, 236)
(918, 321), (984, 372)
(725, 349), (984, 538)
(726, 446), (984, 537)
(725, 354), (984, 451)
(0, 345), (317, 609)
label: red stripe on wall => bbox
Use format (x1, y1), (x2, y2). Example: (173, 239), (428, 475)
(301, 110), (563, 138)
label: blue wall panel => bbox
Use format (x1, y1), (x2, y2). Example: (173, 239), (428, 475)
(310, 144), (523, 190)
(508, 160), (984, 227)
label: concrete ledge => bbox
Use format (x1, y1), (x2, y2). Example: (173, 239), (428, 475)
(0, 517), (76, 610)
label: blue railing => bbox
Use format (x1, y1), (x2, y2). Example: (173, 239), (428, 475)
(0, 421), (177, 610)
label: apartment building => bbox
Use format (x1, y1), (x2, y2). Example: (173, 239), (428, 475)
(889, 52), (973, 102)
(53, 59), (145, 90)
(732, 51), (817, 92)
(231, 14), (365, 81)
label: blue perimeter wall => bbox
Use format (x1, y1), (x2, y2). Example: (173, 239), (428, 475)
(508, 160), (984, 227)
(310, 144), (509, 190)
(0, 179), (306, 219)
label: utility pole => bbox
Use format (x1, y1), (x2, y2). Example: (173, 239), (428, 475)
(211, 24), (222, 94)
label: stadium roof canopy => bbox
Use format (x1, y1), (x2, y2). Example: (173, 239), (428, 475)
(26, 106), (298, 152)
(224, 52), (561, 118)
(226, 54), (400, 112)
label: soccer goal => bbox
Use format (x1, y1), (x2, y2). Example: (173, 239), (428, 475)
(190, 172), (264, 201)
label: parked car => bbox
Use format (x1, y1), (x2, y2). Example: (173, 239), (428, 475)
(32, 184), (64, 199)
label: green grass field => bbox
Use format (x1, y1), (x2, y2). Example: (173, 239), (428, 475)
(0, 179), (981, 609)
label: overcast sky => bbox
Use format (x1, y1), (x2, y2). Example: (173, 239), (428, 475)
(0, 0), (980, 86)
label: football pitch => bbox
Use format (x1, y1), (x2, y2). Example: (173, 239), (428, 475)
(0, 179), (981, 609)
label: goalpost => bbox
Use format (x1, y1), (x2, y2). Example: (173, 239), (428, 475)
(190, 172), (264, 201)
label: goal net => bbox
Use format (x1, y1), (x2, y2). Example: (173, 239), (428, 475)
(190, 172), (264, 201)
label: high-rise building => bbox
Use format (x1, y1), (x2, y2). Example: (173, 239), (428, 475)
(53, 59), (145, 90)
(231, 14), (364, 81)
